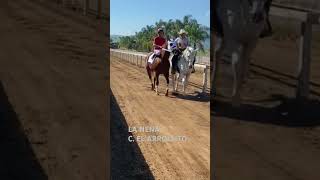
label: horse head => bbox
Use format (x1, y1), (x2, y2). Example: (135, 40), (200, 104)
(182, 46), (198, 70)
(248, 0), (268, 23)
(168, 40), (177, 51)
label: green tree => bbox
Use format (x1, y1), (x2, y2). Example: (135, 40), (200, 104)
(117, 15), (209, 52)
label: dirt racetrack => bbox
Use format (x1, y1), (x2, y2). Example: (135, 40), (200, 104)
(0, 0), (107, 179)
(214, 26), (320, 179)
(110, 57), (210, 179)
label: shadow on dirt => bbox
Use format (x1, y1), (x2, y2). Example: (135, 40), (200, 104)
(172, 91), (210, 102)
(111, 90), (155, 180)
(251, 63), (320, 89)
(0, 82), (47, 180)
(213, 94), (320, 127)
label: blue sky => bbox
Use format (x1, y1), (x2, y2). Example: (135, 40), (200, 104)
(110, 0), (210, 36)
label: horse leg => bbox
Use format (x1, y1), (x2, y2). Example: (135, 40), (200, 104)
(147, 68), (154, 90)
(146, 55), (154, 90)
(165, 73), (169, 96)
(153, 80), (156, 92)
(184, 73), (191, 95)
(182, 75), (186, 95)
(175, 73), (180, 92)
(172, 74), (179, 94)
(231, 45), (244, 107)
(155, 73), (160, 95)
(172, 74), (176, 93)
(213, 35), (223, 96)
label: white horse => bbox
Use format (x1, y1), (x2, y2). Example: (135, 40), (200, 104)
(213, 0), (269, 106)
(172, 47), (198, 95)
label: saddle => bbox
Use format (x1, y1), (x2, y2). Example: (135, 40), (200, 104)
(147, 53), (162, 70)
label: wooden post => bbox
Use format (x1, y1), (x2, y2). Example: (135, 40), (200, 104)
(71, 0), (75, 10)
(96, 0), (102, 19)
(296, 13), (312, 101)
(202, 66), (208, 93)
(133, 54), (135, 64)
(137, 55), (139, 66)
(83, 0), (89, 15)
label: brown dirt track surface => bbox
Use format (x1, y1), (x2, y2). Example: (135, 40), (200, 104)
(0, 0), (107, 179)
(110, 57), (210, 179)
(214, 33), (320, 179)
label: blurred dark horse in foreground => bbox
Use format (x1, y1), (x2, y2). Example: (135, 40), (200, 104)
(213, 0), (272, 106)
(146, 48), (171, 96)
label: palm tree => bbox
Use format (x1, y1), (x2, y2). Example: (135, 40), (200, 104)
(183, 15), (192, 26)
(118, 15), (209, 52)
(184, 17), (209, 51)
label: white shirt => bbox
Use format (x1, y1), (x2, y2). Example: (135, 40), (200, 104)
(175, 37), (189, 49)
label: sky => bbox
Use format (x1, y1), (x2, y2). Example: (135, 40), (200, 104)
(110, 0), (210, 36)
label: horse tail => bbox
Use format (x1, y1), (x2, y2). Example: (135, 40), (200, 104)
(145, 54), (152, 80)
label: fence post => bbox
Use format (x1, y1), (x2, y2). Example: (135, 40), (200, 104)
(140, 56), (143, 67)
(202, 66), (208, 93)
(136, 55), (138, 66)
(83, 0), (89, 15)
(131, 54), (133, 64)
(296, 13), (312, 101)
(96, 0), (102, 19)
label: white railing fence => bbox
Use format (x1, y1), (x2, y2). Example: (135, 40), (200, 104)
(110, 49), (210, 93)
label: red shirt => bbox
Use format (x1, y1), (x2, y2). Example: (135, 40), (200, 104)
(154, 36), (166, 50)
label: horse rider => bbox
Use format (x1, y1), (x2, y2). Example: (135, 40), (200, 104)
(148, 28), (167, 64)
(171, 29), (193, 74)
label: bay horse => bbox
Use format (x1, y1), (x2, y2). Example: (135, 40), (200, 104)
(146, 48), (171, 96)
(213, 0), (269, 106)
